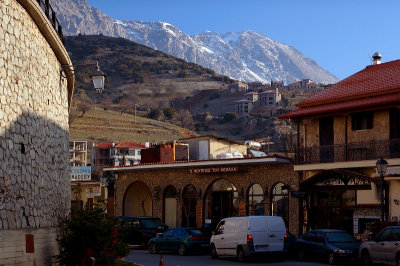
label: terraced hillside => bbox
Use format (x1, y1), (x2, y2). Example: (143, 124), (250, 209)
(69, 109), (197, 144)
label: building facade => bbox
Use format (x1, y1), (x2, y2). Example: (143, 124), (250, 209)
(92, 141), (147, 176)
(105, 157), (301, 236)
(281, 56), (400, 236)
(0, 0), (74, 264)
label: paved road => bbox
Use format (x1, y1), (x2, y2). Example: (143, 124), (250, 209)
(123, 249), (333, 266)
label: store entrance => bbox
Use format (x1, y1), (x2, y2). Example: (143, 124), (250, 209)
(204, 179), (238, 230)
(211, 191), (233, 228)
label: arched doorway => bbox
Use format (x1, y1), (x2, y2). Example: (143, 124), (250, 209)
(182, 185), (197, 228)
(164, 186), (177, 228)
(247, 184), (264, 215)
(204, 179), (238, 229)
(123, 181), (152, 216)
(271, 183), (289, 226)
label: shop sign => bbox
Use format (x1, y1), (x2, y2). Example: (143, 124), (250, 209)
(188, 166), (238, 174)
(70, 166), (91, 181)
(86, 185), (101, 197)
(291, 191), (306, 198)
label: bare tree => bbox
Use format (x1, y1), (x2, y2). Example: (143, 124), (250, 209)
(77, 102), (90, 117)
(176, 109), (194, 129)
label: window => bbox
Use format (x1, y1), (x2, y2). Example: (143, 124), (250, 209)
(351, 112), (373, 130)
(376, 228), (392, 241)
(216, 221), (225, 234)
(247, 184), (264, 215)
(271, 183), (289, 226)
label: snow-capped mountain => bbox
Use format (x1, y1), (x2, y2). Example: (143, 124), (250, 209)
(52, 0), (338, 84)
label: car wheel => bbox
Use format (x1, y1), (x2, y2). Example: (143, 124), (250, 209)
(237, 247), (246, 262)
(148, 242), (158, 254)
(328, 252), (336, 265)
(297, 248), (306, 261)
(361, 250), (372, 266)
(210, 244), (219, 259)
(178, 243), (187, 256)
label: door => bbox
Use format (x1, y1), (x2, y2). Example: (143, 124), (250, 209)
(370, 228), (392, 263)
(212, 220), (226, 255)
(165, 198), (177, 228)
(199, 140), (209, 160)
(384, 228), (400, 264)
(212, 191), (233, 229)
(267, 217), (285, 252)
(390, 108), (400, 156)
(319, 117), (334, 162)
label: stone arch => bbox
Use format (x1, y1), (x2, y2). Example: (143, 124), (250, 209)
(163, 185), (178, 228)
(271, 182), (289, 227)
(182, 184), (198, 228)
(203, 178), (239, 229)
(247, 183), (264, 215)
(123, 181), (152, 216)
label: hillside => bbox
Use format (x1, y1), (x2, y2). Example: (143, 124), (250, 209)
(69, 109), (197, 144)
(66, 35), (232, 111)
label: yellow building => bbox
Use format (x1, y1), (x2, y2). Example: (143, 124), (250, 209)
(281, 55), (400, 236)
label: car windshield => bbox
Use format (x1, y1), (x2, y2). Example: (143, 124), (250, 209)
(325, 232), (357, 243)
(141, 219), (163, 229)
(187, 229), (204, 236)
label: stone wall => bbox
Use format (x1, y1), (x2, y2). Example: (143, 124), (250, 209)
(114, 162), (301, 236)
(0, 0), (72, 264)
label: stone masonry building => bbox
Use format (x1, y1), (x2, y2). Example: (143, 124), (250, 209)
(0, 0), (74, 264)
(105, 157), (301, 236)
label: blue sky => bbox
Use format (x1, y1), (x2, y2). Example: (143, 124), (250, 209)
(87, 0), (400, 80)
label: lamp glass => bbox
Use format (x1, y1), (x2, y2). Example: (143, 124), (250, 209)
(376, 158), (388, 174)
(92, 75), (105, 90)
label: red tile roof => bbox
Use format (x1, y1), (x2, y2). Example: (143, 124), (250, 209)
(280, 60), (400, 119)
(280, 92), (400, 119)
(298, 60), (400, 108)
(115, 142), (146, 149)
(94, 142), (114, 149)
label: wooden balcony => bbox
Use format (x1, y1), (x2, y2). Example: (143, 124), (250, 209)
(296, 139), (400, 165)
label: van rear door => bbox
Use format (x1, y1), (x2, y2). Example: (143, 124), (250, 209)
(267, 217), (286, 252)
(249, 217), (269, 252)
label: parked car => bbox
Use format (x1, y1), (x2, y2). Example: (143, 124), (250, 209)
(294, 229), (360, 265)
(359, 225), (400, 266)
(148, 228), (210, 255)
(284, 231), (297, 257)
(118, 216), (168, 247)
(210, 216), (287, 262)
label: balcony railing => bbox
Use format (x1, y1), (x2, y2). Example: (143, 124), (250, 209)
(36, 0), (65, 45)
(297, 138), (400, 165)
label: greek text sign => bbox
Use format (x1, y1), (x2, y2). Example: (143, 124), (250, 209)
(86, 185), (101, 197)
(188, 166), (238, 174)
(70, 166), (91, 181)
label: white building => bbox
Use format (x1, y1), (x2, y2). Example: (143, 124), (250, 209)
(113, 142), (147, 166)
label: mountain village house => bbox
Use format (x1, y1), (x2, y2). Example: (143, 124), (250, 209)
(91, 141), (148, 176)
(280, 54), (400, 236)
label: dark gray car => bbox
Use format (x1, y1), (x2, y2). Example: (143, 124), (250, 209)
(294, 229), (360, 265)
(360, 226), (400, 266)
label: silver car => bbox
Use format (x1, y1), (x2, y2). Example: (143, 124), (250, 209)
(359, 226), (400, 266)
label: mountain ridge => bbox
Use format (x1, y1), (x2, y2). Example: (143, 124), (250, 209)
(52, 0), (338, 84)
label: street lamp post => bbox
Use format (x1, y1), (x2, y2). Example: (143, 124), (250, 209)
(61, 61), (106, 92)
(376, 157), (388, 222)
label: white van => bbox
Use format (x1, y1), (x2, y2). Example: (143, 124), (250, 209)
(210, 216), (287, 262)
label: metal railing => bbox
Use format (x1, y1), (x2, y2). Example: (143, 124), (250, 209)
(297, 138), (400, 165)
(36, 0), (65, 45)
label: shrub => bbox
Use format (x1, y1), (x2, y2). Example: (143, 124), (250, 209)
(55, 207), (129, 266)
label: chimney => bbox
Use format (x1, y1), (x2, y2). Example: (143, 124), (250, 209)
(372, 52), (382, 65)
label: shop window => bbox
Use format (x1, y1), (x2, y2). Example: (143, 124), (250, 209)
(247, 184), (264, 215)
(351, 112), (373, 130)
(271, 183), (289, 226)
